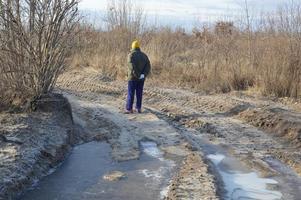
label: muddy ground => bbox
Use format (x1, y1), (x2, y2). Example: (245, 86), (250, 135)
(59, 89), (219, 199)
(0, 94), (74, 200)
(1, 66), (301, 199)
(57, 67), (301, 199)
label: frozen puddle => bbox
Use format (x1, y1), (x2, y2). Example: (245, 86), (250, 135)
(208, 154), (282, 200)
(20, 142), (175, 200)
(139, 141), (176, 199)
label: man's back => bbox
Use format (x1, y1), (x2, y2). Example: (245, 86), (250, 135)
(128, 49), (151, 81)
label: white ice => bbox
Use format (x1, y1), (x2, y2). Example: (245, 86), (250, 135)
(208, 154), (283, 200)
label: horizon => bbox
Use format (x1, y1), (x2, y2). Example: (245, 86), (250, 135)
(79, 0), (292, 29)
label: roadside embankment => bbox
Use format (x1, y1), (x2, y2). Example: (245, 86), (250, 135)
(0, 94), (74, 200)
(238, 107), (301, 174)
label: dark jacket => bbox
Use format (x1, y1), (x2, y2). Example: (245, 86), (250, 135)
(127, 48), (151, 81)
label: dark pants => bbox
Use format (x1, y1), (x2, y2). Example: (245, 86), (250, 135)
(126, 80), (145, 111)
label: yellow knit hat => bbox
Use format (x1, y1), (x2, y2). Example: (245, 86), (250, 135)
(131, 40), (140, 50)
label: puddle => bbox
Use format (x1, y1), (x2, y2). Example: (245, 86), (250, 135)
(180, 132), (297, 200)
(208, 154), (282, 200)
(139, 141), (176, 199)
(139, 141), (176, 197)
(20, 141), (175, 200)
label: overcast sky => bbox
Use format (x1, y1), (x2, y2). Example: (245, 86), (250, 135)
(79, 0), (293, 28)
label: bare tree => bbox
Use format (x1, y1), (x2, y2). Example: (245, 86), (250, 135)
(0, 0), (79, 108)
(244, 0), (253, 64)
(105, 0), (145, 35)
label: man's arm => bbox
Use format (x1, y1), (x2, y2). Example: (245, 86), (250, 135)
(144, 56), (151, 77)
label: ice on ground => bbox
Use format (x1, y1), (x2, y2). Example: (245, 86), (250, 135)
(208, 154), (283, 200)
(140, 141), (164, 161)
(139, 169), (163, 180)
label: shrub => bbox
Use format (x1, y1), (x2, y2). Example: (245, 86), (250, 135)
(0, 0), (79, 109)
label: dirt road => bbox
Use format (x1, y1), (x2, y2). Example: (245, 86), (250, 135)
(6, 66), (300, 199)
(19, 87), (218, 199)
(54, 67), (301, 199)
(62, 90), (219, 199)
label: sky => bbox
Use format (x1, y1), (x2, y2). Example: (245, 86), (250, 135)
(79, 0), (292, 29)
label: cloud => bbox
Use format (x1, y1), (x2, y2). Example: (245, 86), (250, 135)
(80, 0), (289, 13)
(79, 0), (293, 28)
(79, 0), (107, 10)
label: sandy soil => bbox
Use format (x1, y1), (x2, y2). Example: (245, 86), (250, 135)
(165, 153), (218, 200)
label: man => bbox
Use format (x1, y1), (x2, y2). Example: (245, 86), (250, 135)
(125, 40), (151, 114)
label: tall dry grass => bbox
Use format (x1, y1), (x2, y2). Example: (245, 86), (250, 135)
(71, 0), (300, 98)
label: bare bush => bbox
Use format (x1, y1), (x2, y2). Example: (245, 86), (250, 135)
(0, 0), (79, 109)
(259, 4), (301, 98)
(215, 21), (235, 36)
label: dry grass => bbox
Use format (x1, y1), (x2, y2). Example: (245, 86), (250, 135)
(71, 1), (301, 98)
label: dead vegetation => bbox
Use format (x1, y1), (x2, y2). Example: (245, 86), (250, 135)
(1, 0), (301, 110)
(71, 0), (301, 98)
(0, 0), (79, 110)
